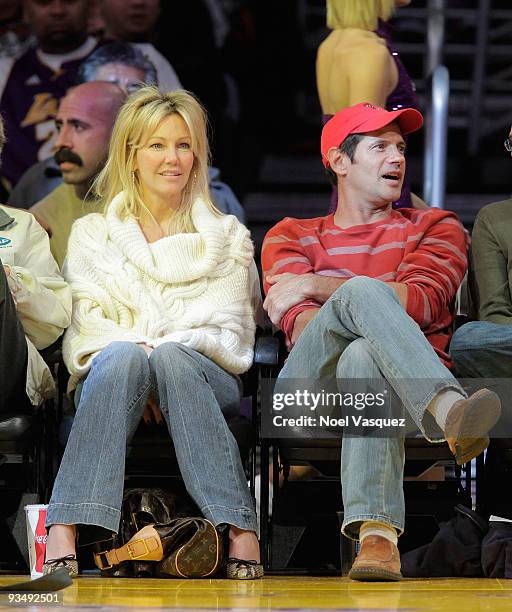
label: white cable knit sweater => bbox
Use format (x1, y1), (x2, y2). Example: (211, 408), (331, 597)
(62, 192), (257, 385)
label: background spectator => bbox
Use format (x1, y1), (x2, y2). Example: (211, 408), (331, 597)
(0, 0), (30, 59)
(97, 0), (181, 93)
(0, 0), (100, 191)
(77, 41), (157, 92)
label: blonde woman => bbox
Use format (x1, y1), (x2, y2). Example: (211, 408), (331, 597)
(43, 87), (262, 580)
(316, 0), (427, 210)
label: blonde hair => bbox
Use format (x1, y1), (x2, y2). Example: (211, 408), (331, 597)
(93, 86), (219, 234)
(326, 0), (394, 31)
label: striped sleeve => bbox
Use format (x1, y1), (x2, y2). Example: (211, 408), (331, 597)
(262, 218), (321, 341)
(397, 213), (467, 329)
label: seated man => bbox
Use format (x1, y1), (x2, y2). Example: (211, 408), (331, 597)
(450, 124), (512, 523)
(261, 102), (501, 581)
(29, 81), (127, 268)
(0, 116), (71, 412)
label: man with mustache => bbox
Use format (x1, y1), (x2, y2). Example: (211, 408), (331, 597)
(29, 81), (126, 267)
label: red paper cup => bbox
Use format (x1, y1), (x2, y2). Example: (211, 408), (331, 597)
(24, 504), (48, 579)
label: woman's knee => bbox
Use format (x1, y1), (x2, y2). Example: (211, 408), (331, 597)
(90, 341), (149, 378)
(149, 342), (195, 370)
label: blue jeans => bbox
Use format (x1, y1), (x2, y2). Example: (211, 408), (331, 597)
(278, 277), (462, 539)
(450, 321), (512, 520)
(46, 341), (257, 533)
(451, 321), (512, 378)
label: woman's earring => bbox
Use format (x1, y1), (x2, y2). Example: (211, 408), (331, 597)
(132, 171), (136, 187)
(193, 171), (197, 181)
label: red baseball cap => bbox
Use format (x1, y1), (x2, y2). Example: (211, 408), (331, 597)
(321, 102), (423, 168)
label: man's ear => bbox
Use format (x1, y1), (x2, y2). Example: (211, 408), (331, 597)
(327, 147), (350, 177)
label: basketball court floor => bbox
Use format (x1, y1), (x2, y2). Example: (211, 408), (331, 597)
(1, 575), (512, 611)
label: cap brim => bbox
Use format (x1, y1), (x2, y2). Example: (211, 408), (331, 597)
(355, 107), (423, 137)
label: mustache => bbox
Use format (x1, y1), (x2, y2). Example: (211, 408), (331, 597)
(54, 148), (83, 167)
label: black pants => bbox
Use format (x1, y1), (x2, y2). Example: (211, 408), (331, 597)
(0, 260), (28, 413)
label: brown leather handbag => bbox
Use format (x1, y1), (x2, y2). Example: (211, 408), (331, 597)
(94, 517), (223, 578)
(94, 486), (203, 578)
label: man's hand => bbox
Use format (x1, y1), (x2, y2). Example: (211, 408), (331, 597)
(263, 272), (315, 326)
(139, 343), (153, 356)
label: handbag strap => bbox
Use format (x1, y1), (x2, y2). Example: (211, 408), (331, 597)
(94, 525), (164, 570)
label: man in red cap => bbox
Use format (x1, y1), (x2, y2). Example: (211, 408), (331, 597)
(261, 102), (501, 581)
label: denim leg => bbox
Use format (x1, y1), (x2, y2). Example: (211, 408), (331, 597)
(450, 321), (512, 520)
(451, 321), (512, 378)
(149, 342), (257, 532)
(336, 339), (405, 539)
(280, 276), (462, 440)
(46, 342), (152, 532)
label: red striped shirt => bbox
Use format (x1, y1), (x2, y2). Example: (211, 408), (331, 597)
(262, 208), (467, 367)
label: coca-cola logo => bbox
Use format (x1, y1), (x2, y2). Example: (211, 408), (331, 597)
(34, 509), (48, 573)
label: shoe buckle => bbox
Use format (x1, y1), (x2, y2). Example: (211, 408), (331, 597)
(127, 539), (150, 560)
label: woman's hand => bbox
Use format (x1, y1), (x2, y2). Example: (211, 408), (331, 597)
(139, 343), (153, 356)
(143, 397), (164, 425)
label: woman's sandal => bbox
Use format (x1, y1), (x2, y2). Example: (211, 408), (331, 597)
(42, 554), (78, 578)
(226, 558), (264, 580)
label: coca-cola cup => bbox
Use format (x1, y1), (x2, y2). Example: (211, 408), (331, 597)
(24, 504), (48, 579)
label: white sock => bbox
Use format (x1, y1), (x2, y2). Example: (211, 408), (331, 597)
(359, 521), (398, 546)
(427, 390), (465, 431)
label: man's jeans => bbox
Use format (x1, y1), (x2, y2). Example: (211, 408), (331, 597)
(0, 260), (28, 412)
(451, 321), (512, 378)
(278, 277), (462, 539)
(451, 321), (512, 520)
(46, 341), (257, 534)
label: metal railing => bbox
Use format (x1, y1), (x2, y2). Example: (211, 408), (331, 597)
(423, 66), (450, 208)
(423, 0), (449, 208)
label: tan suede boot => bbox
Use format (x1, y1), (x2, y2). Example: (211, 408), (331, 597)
(445, 388), (501, 465)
